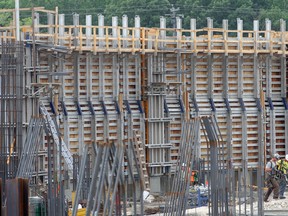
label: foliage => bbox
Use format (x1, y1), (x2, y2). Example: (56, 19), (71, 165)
(0, 0), (287, 30)
(0, 12), (12, 27)
(104, 0), (171, 27)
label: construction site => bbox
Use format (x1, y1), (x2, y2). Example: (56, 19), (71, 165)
(1, 5), (288, 216)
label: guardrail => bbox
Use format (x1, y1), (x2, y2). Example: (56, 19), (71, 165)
(0, 7), (287, 54)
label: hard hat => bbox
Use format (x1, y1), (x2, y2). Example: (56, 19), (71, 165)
(274, 153), (280, 159)
(285, 154), (288, 160)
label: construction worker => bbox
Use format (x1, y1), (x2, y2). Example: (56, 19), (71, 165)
(264, 153), (280, 202)
(190, 170), (198, 186)
(276, 154), (288, 199)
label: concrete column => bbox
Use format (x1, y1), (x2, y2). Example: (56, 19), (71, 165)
(59, 14), (65, 46)
(86, 15), (92, 47)
(98, 14), (105, 48)
(122, 15), (128, 48)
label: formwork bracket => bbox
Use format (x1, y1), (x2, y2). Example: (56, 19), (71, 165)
(178, 97), (185, 113)
(61, 101), (68, 116)
(164, 99), (169, 114)
(267, 97), (274, 110)
(100, 100), (108, 115)
(209, 98), (216, 112)
(49, 101), (56, 114)
(137, 100), (144, 114)
(114, 100), (121, 114)
(124, 100), (131, 114)
(224, 98), (231, 113)
(87, 101), (95, 115)
(256, 98), (262, 112)
(282, 97), (288, 110)
(238, 98), (246, 112)
(191, 97), (199, 112)
(75, 101), (82, 115)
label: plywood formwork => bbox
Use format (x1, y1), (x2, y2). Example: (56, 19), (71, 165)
(1, 7), (288, 191)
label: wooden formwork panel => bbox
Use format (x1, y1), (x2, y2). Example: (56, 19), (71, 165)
(227, 54), (239, 96)
(230, 114), (243, 166)
(166, 96), (183, 163)
(62, 114), (121, 152)
(213, 98), (227, 113)
(164, 53), (178, 82)
(270, 56), (282, 96)
(31, 29), (288, 175)
(89, 55), (101, 98)
(79, 101), (91, 115)
(130, 115), (142, 132)
(242, 55), (255, 96)
(64, 101), (78, 116)
(82, 118), (93, 145)
(274, 115), (286, 152)
(243, 98), (258, 112)
(195, 37), (208, 51)
(266, 110), (286, 155)
(128, 101), (144, 132)
(214, 114), (228, 141)
(66, 117), (81, 153)
(199, 130), (227, 164)
(198, 114), (228, 163)
(78, 54), (88, 98)
(61, 53), (140, 100)
(212, 54), (225, 96)
(107, 116), (120, 141)
(93, 54), (115, 98)
(38, 52), (49, 80)
(229, 99), (242, 113)
(101, 55), (116, 98)
(120, 55), (140, 98)
(63, 55), (75, 99)
(104, 100), (119, 115)
(195, 54), (209, 95)
(91, 101), (105, 115)
(194, 98), (211, 114)
(272, 98), (286, 108)
(95, 120), (105, 136)
(246, 113), (260, 164)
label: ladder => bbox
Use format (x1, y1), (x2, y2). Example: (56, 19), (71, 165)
(133, 130), (150, 191)
(39, 101), (73, 172)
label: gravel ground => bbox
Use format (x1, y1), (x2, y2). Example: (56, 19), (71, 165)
(142, 188), (288, 215)
(143, 199), (288, 215)
(263, 196), (288, 210)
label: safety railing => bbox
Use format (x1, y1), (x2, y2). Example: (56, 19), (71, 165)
(0, 7), (287, 54)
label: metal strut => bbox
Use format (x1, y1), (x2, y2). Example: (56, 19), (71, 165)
(39, 101), (73, 172)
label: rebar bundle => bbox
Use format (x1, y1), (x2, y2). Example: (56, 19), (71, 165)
(0, 42), (24, 184)
(164, 118), (200, 216)
(16, 117), (44, 178)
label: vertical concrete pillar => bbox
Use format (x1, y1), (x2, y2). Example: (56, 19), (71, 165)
(98, 14), (104, 48)
(176, 17), (182, 49)
(59, 14), (65, 46)
(122, 15), (128, 48)
(112, 16), (118, 48)
(47, 13), (54, 43)
(73, 13), (79, 47)
(134, 15), (140, 49)
(86, 15), (92, 47)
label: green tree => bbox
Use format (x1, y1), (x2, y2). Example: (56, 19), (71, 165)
(0, 0), (287, 30)
(104, 0), (170, 27)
